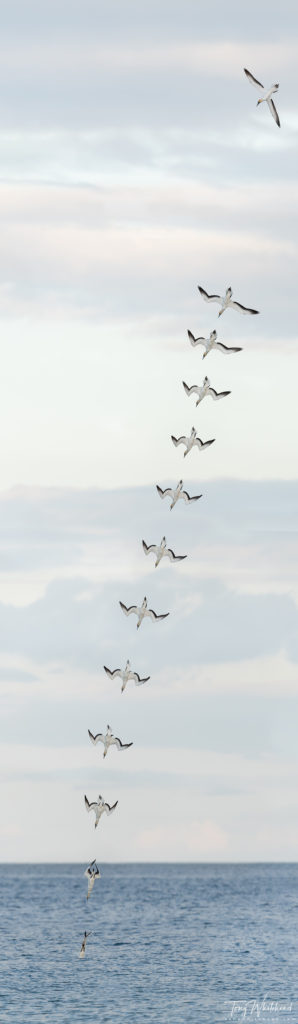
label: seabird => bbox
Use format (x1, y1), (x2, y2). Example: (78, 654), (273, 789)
(183, 376), (231, 406)
(142, 535), (187, 567)
(171, 426), (215, 457)
(156, 480), (202, 509)
(198, 285), (259, 317)
(244, 68), (280, 127)
(84, 794), (118, 828)
(84, 860), (101, 900)
(188, 329), (242, 358)
(79, 931), (91, 958)
(88, 724), (133, 758)
(104, 659), (150, 692)
(119, 596), (169, 629)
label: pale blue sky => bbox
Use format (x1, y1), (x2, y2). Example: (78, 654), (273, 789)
(1, 0), (298, 861)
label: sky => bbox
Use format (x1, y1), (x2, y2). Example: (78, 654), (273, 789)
(1, 0), (298, 862)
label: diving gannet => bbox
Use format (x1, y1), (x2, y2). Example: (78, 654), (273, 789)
(171, 426), (215, 457)
(84, 860), (101, 900)
(104, 659), (150, 692)
(84, 794), (118, 828)
(244, 68), (280, 127)
(142, 535), (187, 567)
(119, 596), (169, 629)
(188, 329), (242, 358)
(156, 480), (202, 509)
(79, 930), (91, 958)
(88, 724), (133, 758)
(198, 285), (259, 317)
(182, 376), (231, 405)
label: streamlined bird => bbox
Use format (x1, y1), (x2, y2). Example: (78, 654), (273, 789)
(171, 426), (215, 457)
(244, 68), (280, 127)
(156, 480), (202, 509)
(182, 376), (231, 406)
(188, 329), (242, 359)
(88, 725), (133, 758)
(198, 285), (259, 317)
(104, 659), (150, 692)
(142, 535), (187, 568)
(84, 861), (101, 900)
(119, 596), (169, 629)
(79, 931), (91, 958)
(84, 794), (118, 828)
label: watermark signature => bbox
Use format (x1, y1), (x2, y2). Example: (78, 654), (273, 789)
(225, 995), (293, 1022)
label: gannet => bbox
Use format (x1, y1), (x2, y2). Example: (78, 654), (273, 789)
(182, 376), (231, 406)
(188, 329), (242, 358)
(119, 596), (169, 629)
(79, 931), (91, 958)
(84, 794), (118, 828)
(198, 285), (259, 317)
(84, 860), (101, 900)
(244, 68), (280, 127)
(156, 480), (202, 509)
(104, 659), (150, 692)
(142, 535), (187, 568)
(88, 724), (133, 758)
(171, 427), (215, 457)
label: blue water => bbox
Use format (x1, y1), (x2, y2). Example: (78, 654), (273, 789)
(0, 863), (297, 1023)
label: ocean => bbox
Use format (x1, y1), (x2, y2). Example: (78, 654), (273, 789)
(0, 863), (297, 1023)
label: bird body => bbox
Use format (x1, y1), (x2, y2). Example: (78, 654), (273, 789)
(79, 930), (91, 958)
(244, 68), (280, 126)
(84, 793), (118, 828)
(156, 480), (202, 509)
(119, 596), (169, 629)
(198, 285), (259, 318)
(142, 535), (187, 567)
(88, 724), (133, 757)
(171, 426), (215, 458)
(188, 329), (242, 359)
(104, 659), (150, 692)
(183, 376), (231, 406)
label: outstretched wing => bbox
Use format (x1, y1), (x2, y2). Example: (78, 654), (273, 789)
(187, 330), (206, 348)
(131, 672), (150, 685)
(113, 737), (133, 751)
(215, 343), (242, 355)
(163, 547), (187, 562)
(198, 286), (221, 304)
(104, 665), (121, 679)
(171, 435), (187, 447)
(156, 485), (173, 500)
(119, 601), (137, 616)
(181, 489), (202, 503)
(103, 800), (118, 815)
(208, 387), (231, 401)
(146, 608), (170, 622)
(142, 540), (158, 556)
(244, 67), (264, 90)
(268, 98), (280, 127)
(194, 437), (215, 450)
(182, 381), (199, 397)
(88, 730), (105, 746)
(229, 300), (259, 315)
(84, 795), (97, 813)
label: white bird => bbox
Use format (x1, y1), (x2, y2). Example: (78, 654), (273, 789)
(156, 480), (202, 509)
(244, 68), (280, 127)
(171, 426), (215, 457)
(198, 285), (259, 317)
(119, 596), (169, 629)
(79, 930), (91, 958)
(104, 659), (150, 692)
(142, 535), (187, 568)
(84, 860), (101, 900)
(188, 329), (242, 359)
(84, 794), (118, 828)
(88, 724), (133, 758)
(183, 376), (231, 406)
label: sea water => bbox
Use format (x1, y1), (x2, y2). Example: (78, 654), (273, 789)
(0, 863), (297, 1023)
